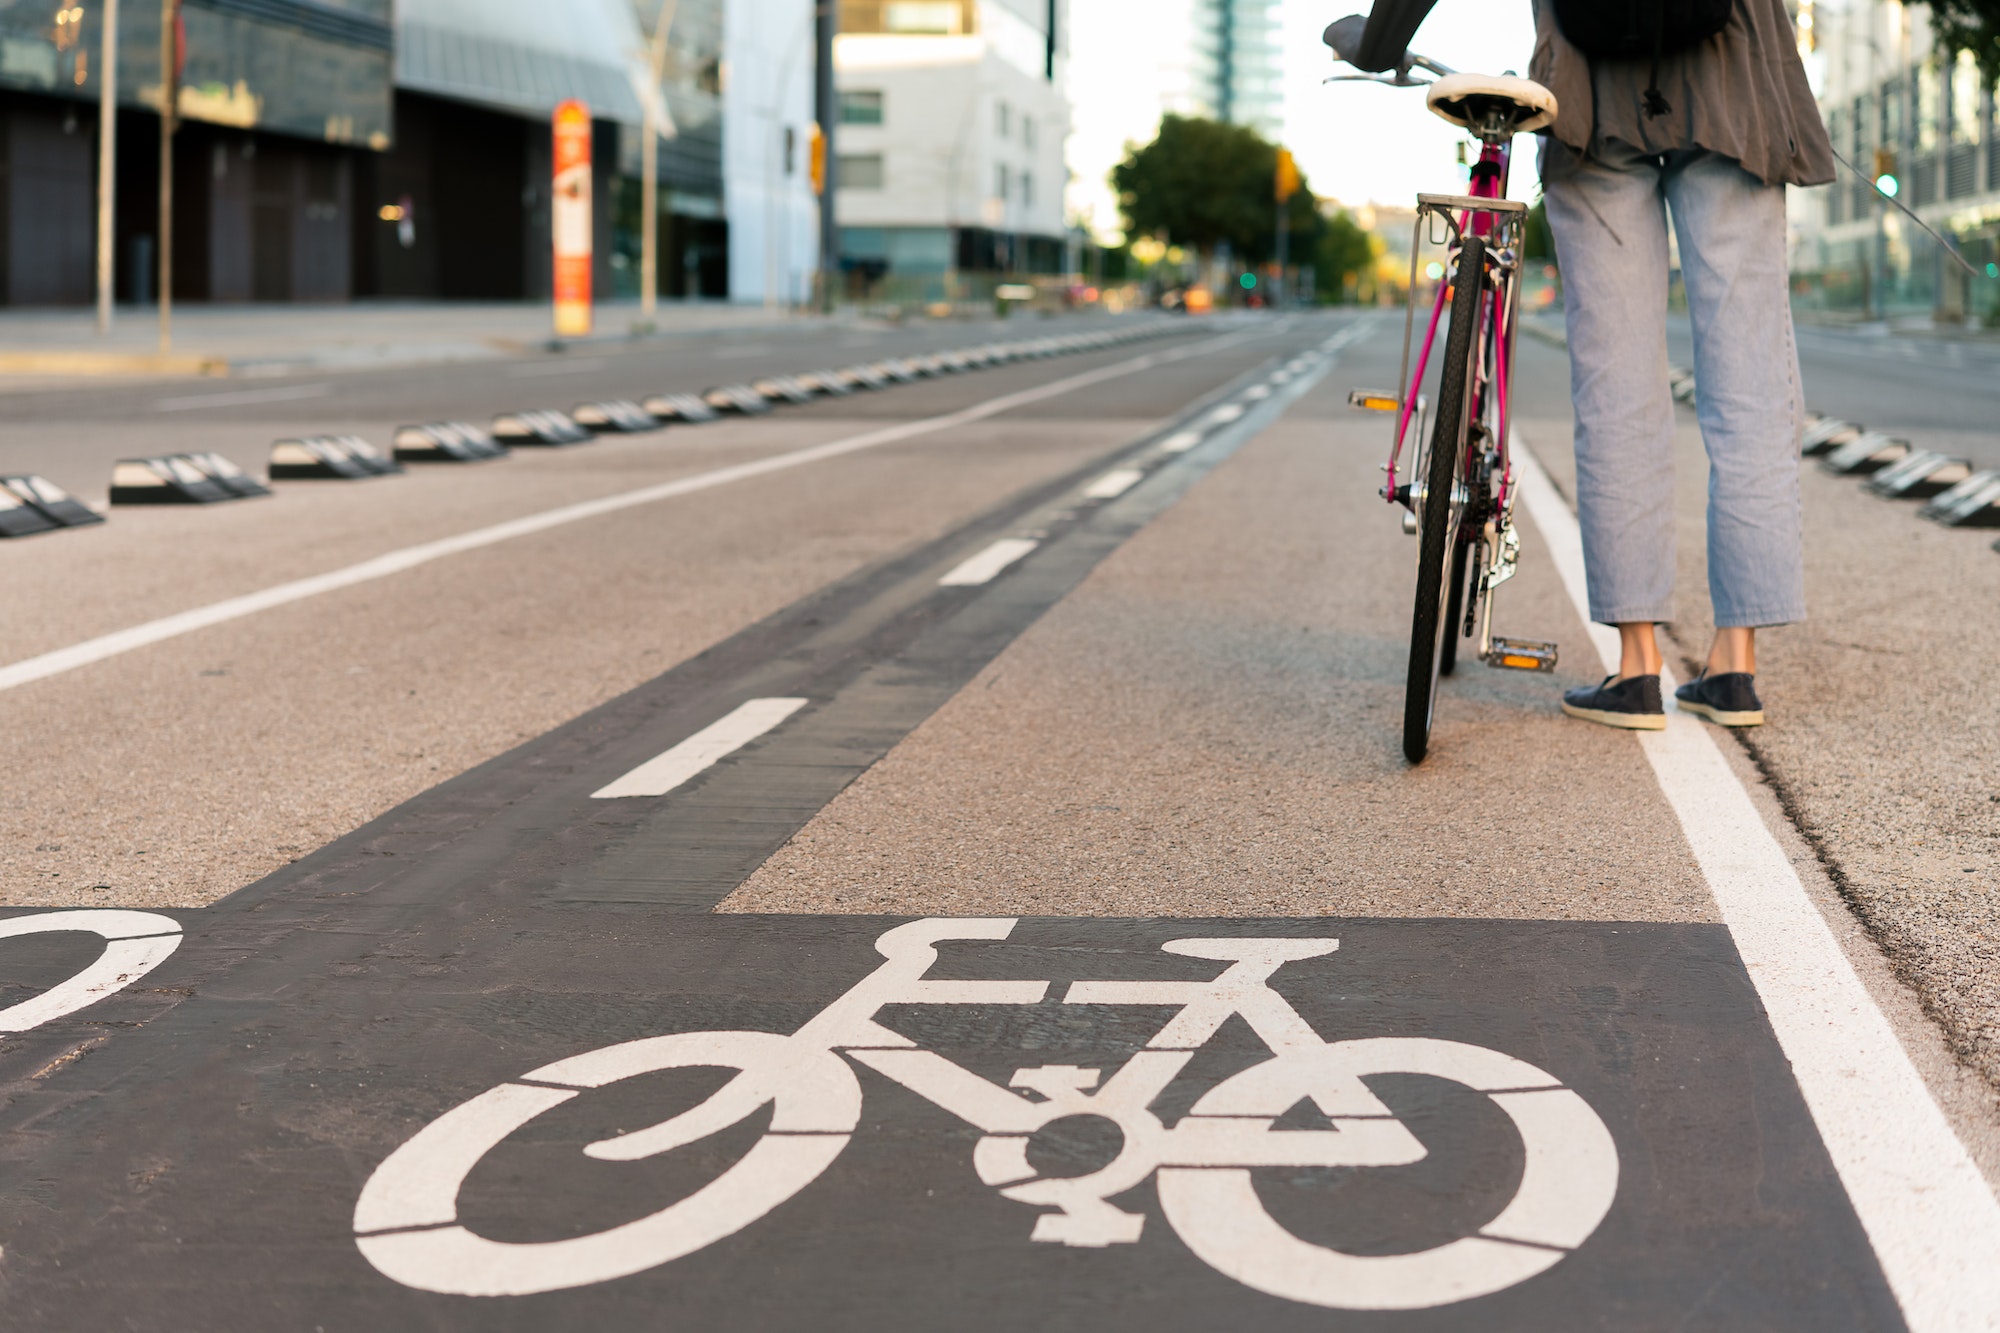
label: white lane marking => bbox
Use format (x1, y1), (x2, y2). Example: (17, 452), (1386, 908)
(1082, 468), (1145, 500)
(154, 382), (331, 412)
(1159, 431), (1203, 453)
(1513, 433), (2000, 1332)
(939, 537), (1039, 587)
(1205, 403), (1246, 426)
(508, 358), (606, 379)
(0, 910), (183, 1034)
(0, 331), (1264, 697)
(592, 697), (809, 799)
(1242, 384), (1272, 400)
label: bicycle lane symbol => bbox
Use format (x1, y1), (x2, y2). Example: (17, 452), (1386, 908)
(352, 918), (1619, 1310)
(0, 909), (184, 1036)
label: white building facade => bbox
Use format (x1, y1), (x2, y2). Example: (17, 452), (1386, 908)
(833, 0), (1072, 301)
(1793, 0), (2000, 320)
(722, 0), (822, 305)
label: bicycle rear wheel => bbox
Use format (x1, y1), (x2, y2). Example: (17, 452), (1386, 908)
(1439, 541), (1469, 679)
(1403, 236), (1486, 763)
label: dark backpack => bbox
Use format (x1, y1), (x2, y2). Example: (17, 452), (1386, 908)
(1551, 0), (1734, 117)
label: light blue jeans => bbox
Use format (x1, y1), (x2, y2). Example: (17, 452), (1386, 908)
(1542, 140), (1806, 629)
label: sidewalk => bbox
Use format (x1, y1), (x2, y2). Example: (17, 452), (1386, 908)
(0, 299), (836, 381)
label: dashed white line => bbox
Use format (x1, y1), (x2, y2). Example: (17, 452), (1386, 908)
(939, 537), (1040, 587)
(1514, 432), (2000, 1332)
(1242, 384), (1272, 400)
(591, 697), (809, 798)
(154, 383), (331, 412)
(1082, 468), (1145, 500)
(1205, 404), (1246, 426)
(1158, 431), (1204, 454)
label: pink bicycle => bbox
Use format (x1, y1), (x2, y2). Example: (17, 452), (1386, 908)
(1325, 16), (1562, 762)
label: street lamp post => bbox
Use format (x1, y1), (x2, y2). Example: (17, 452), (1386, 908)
(158, 0), (178, 354)
(95, 0), (118, 335)
(639, 0), (678, 323)
(814, 0), (838, 313)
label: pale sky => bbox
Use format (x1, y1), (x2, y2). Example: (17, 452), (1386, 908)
(1066, 1), (1540, 241)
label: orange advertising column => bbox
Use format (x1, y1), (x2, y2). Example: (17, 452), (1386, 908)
(552, 99), (593, 339)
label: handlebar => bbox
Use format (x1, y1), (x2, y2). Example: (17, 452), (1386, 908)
(1323, 10), (1455, 85)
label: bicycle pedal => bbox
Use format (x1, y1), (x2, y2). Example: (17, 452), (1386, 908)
(1348, 388), (1400, 413)
(1484, 637), (1558, 672)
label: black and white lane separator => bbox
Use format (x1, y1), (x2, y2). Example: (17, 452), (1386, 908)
(1671, 372), (2000, 548)
(0, 322), (1285, 696)
(393, 422), (509, 463)
(571, 400), (662, 433)
(1514, 430), (2000, 1331)
(109, 453), (269, 505)
(0, 474), (103, 537)
(492, 409), (592, 445)
(269, 435), (405, 480)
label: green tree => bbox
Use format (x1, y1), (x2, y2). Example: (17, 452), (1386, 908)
(1112, 115), (1323, 265)
(1929, 0), (2000, 85)
(1314, 209), (1376, 303)
(1523, 199), (1554, 262)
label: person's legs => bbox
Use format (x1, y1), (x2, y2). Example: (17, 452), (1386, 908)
(1664, 151), (1807, 650)
(1542, 140), (1677, 669)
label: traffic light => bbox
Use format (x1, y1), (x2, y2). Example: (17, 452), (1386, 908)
(809, 124), (827, 196)
(1275, 148), (1300, 203)
(1872, 145), (1899, 197)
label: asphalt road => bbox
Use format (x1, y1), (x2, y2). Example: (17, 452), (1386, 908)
(1, 310), (1997, 1330)
(1663, 315), (2000, 469)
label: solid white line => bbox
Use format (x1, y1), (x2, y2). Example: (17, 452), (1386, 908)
(154, 383), (331, 412)
(938, 537), (1039, 587)
(1158, 431), (1203, 453)
(1513, 433), (2000, 1332)
(1082, 468), (1145, 500)
(0, 333), (1261, 697)
(591, 697), (809, 798)
(508, 358), (606, 378)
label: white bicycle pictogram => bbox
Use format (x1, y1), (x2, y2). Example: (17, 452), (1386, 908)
(0, 910), (183, 1036)
(354, 919), (1619, 1309)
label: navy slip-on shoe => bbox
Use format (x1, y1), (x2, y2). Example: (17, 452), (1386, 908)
(1675, 671), (1765, 726)
(1561, 674), (1667, 731)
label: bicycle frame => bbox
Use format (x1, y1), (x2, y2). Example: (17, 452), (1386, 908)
(1384, 136), (1530, 660)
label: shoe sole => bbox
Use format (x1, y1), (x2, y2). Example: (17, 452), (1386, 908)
(1561, 700), (1667, 731)
(1676, 698), (1765, 727)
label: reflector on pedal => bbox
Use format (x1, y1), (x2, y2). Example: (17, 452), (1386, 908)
(1485, 637), (1558, 672)
(1348, 388), (1400, 413)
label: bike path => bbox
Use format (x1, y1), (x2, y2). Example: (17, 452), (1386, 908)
(0, 319), (1945, 1329)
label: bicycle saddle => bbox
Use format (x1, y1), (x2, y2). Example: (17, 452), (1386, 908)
(1425, 73), (1556, 133)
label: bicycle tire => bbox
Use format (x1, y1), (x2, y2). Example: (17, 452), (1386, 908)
(1403, 237), (1486, 763)
(1439, 541), (1469, 678)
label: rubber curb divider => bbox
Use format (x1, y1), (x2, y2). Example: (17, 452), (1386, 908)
(392, 422), (507, 463)
(1920, 470), (2000, 527)
(492, 409), (591, 445)
(572, 400), (661, 432)
(1864, 450), (1975, 499)
(703, 384), (772, 414)
(1821, 430), (1910, 475)
(641, 392), (718, 423)
(109, 453), (268, 505)
(0, 475), (103, 536)
(752, 375), (817, 404)
(269, 435), (403, 480)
